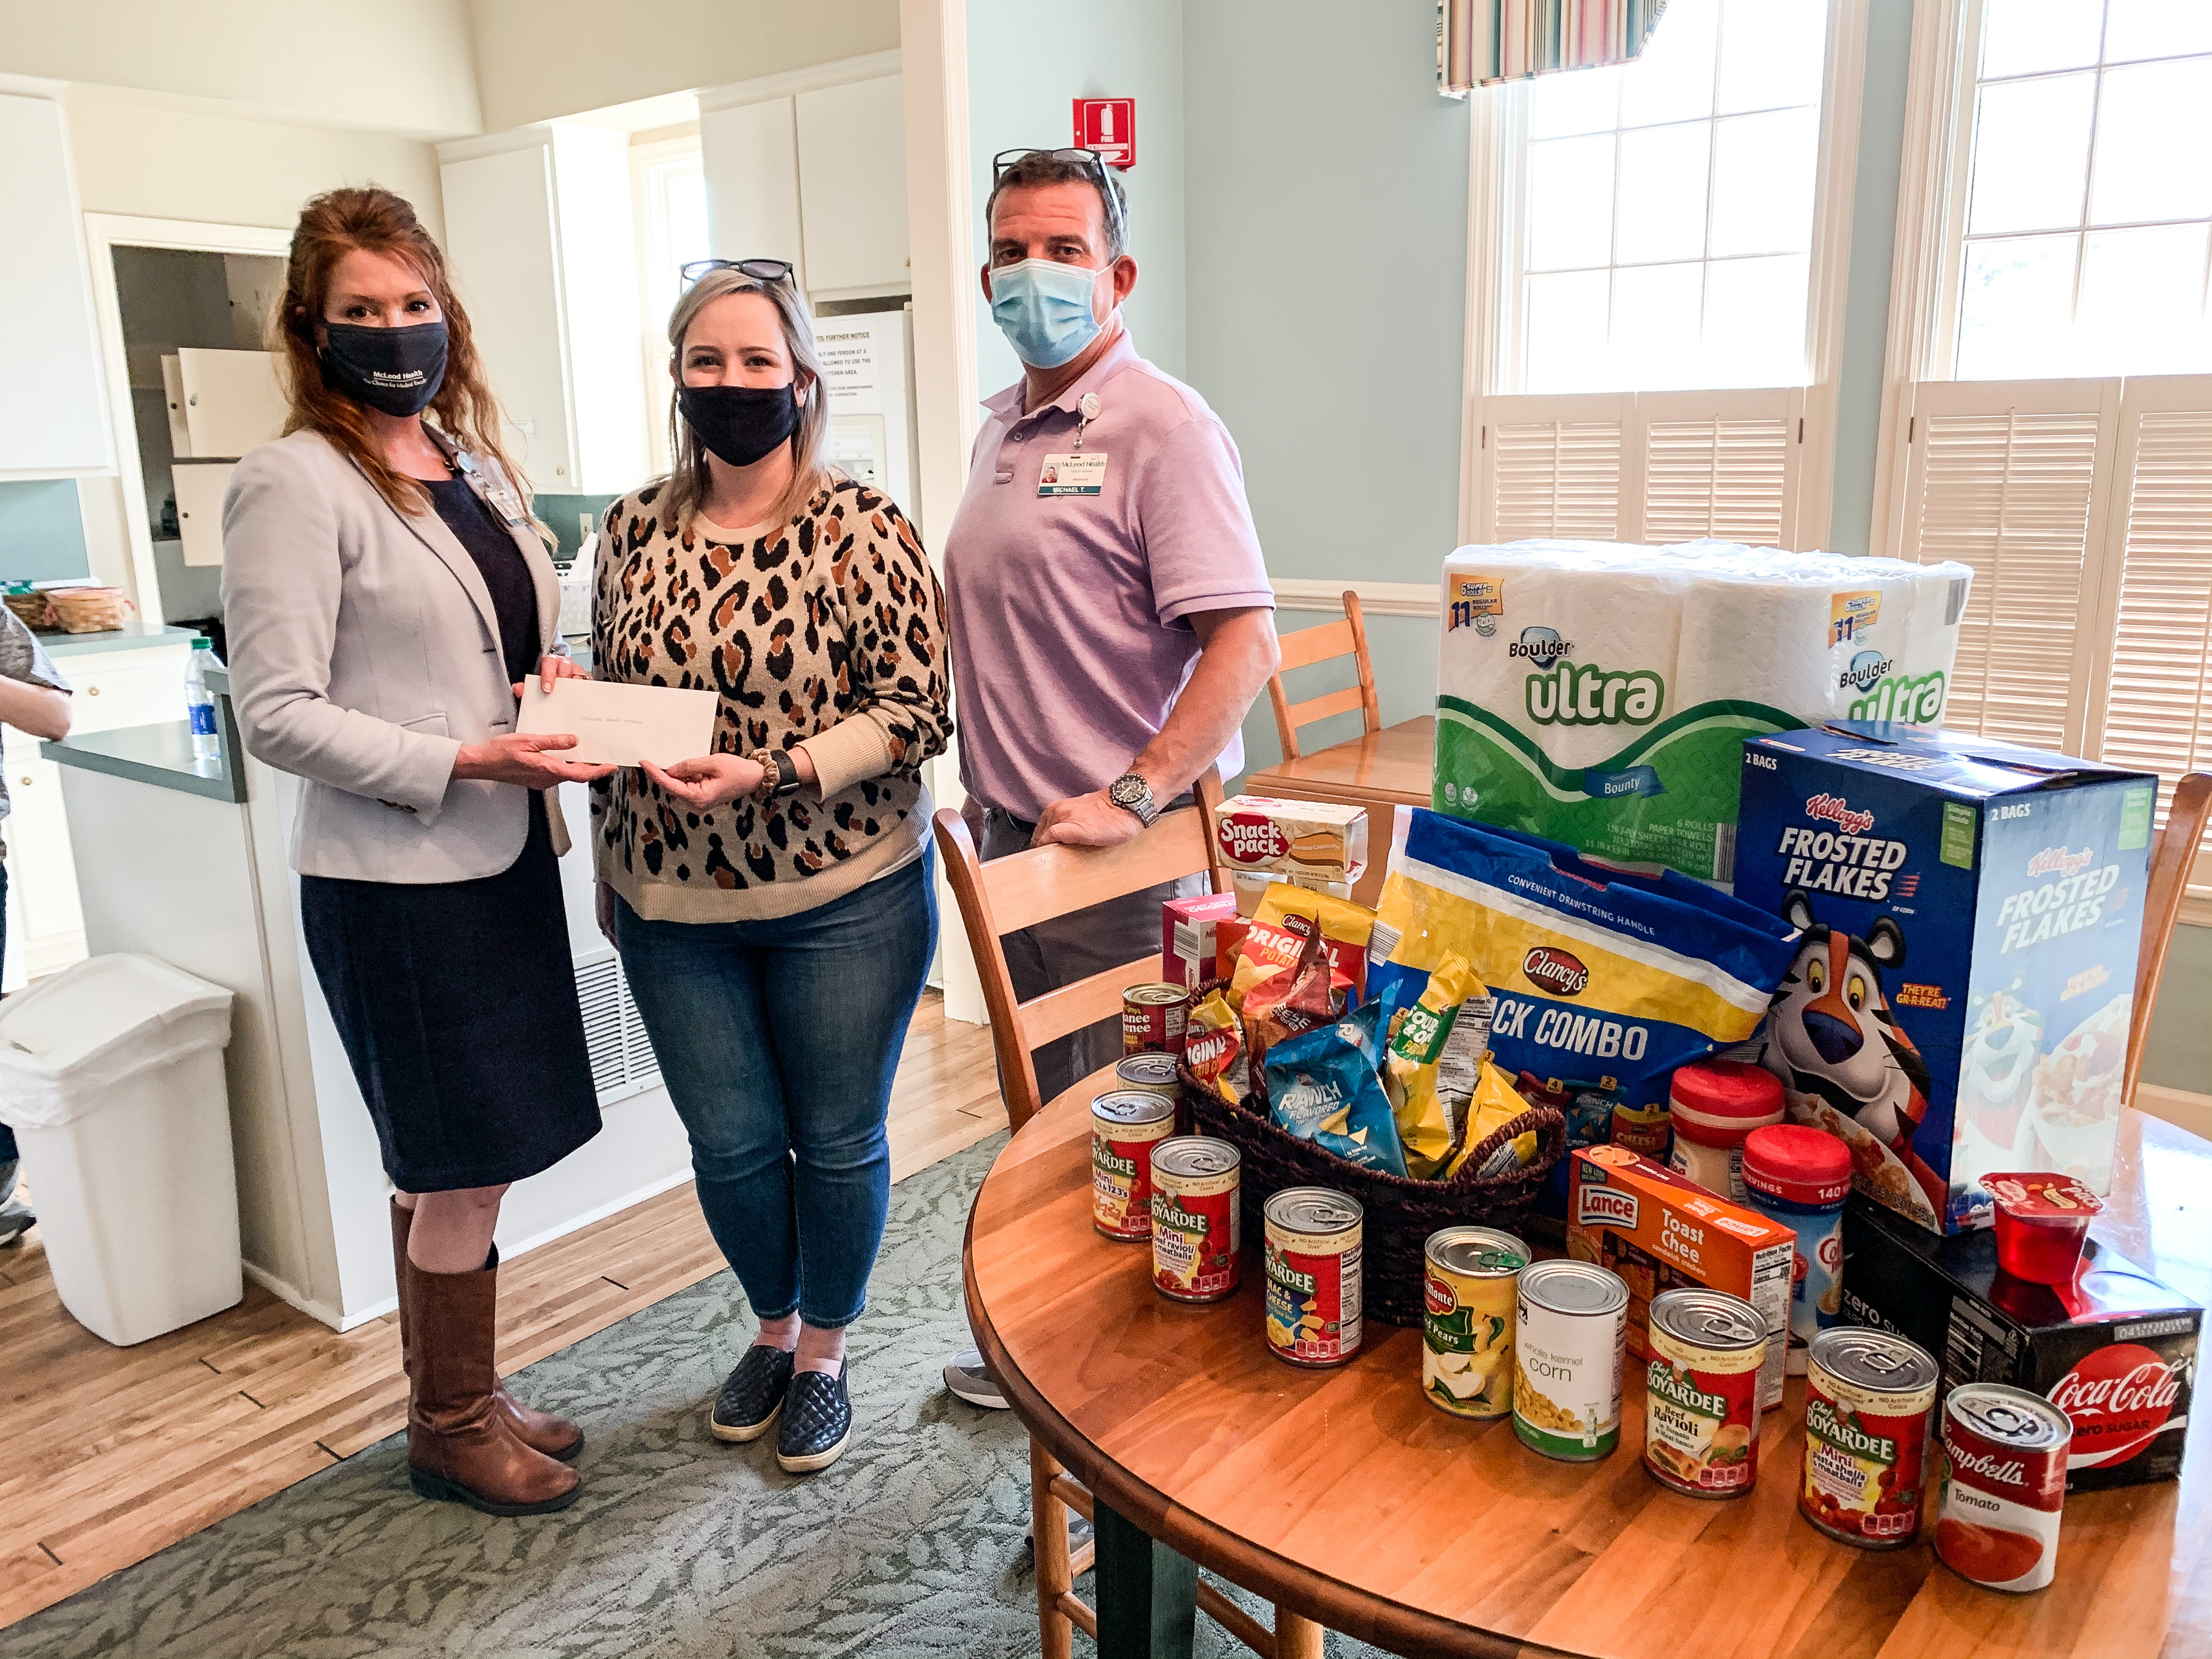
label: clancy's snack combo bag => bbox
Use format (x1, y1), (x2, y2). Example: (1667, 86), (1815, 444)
(1372, 811), (1799, 1213)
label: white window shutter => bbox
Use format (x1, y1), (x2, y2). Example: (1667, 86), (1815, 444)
(1894, 379), (2121, 754)
(1474, 393), (1632, 542)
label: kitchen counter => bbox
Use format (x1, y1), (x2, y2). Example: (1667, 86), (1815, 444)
(30, 621), (199, 658)
(42, 718), (244, 804)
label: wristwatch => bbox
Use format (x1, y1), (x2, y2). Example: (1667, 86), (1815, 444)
(751, 747), (804, 801)
(1107, 772), (1159, 827)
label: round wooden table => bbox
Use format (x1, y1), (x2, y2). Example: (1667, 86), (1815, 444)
(964, 1074), (2210, 1659)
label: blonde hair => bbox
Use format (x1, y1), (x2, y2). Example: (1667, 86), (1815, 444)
(657, 268), (831, 535)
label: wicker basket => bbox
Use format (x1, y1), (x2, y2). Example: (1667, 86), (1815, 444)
(2, 590), (53, 631)
(1175, 983), (1566, 1326)
(45, 586), (133, 634)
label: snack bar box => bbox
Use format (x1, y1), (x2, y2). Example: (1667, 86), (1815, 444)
(1734, 722), (2155, 1234)
(1843, 1195), (2198, 1491)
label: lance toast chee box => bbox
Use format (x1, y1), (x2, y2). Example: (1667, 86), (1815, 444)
(1567, 1146), (1797, 1410)
(1842, 1195), (2199, 1491)
(1734, 723), (2155, 1235)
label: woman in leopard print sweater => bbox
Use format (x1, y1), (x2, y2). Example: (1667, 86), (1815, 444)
(590, 262), (949, 1474)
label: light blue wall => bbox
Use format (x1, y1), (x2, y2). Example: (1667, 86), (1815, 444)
(966, 0), (1188, 397)
(0, 481), (91, 584)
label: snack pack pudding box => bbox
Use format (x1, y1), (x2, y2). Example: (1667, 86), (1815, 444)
(1733, 723), (2155, 1234)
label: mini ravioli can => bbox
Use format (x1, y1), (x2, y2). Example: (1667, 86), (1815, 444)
(1123, 983), (1188, 1056)
(1800, 1328), (1939, 1548)
(1937, 1384), (2070, 1593)
(1423, 1226), (1527, 1419)
(1263, 1188), (1362, 1366)
(1092, 1092), (1175, 1241)
(1644, 1288), (1767, 1497)
(1114, 1051), (1182, 1100)
(1150, 1137), (1242, 1302)
(1513, 1259), (1628, 1460)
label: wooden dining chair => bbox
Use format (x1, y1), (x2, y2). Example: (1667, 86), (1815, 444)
(932, 777), (1325, 1659)
(2125, 771), (2212, 1111)
(1266, 589), (1380, 762)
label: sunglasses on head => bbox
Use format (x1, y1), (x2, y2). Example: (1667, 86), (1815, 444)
(680, 258), (796, 288)
(991, 148), (1127, 240)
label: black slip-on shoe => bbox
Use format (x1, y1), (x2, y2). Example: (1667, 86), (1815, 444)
(710, 1344), (796, 1443)
(776, 1366), (852, 1474)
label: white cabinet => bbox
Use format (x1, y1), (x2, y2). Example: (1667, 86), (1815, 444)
(438, 127), (648, 495)
(0, 87), (112, 476)
(699, 97), (806, 277)
(173, 462), (236, 566)
(171, 349), (286, 459)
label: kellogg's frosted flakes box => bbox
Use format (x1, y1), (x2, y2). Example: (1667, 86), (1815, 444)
(1734, 723), (2155, 1235)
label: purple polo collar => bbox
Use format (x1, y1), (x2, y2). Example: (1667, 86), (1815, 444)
(981, 329), (1140, 425)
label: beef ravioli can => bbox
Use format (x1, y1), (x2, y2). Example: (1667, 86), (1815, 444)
(1937, 1384), (2070, 1593)
(1123, 983), (1188, 1056)
(1092, 1092), (1175, 1241)
(1800, 1328), (1939, 1548)
(1513, 1260), (1628, 1460)
(1151, 1137), (1241, 1302)
(1263, 1188), (1362, 1366)
(1423, 1226), (1527, 1420)
(1645, 1288), (1767, 1497)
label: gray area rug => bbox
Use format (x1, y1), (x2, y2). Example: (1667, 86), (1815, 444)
(12, 1137), (1384, 1659)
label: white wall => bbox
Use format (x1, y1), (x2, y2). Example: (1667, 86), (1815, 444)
(965, 0), (1187, 392)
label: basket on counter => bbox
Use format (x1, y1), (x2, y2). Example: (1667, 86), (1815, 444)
(44, 586), (133, 634)
(3, 590), (54, 631)
(1174, 982), (1566, 1327)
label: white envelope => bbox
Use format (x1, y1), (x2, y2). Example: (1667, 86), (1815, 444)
(515, 678), (720, 769)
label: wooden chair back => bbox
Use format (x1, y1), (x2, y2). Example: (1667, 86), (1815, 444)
(1265, 590), (1380, 761)
(2126, 771), (2212, 1108)
(933, 771), (1228, 1132)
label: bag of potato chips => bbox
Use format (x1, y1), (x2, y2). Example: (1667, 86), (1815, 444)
(1265, 1005), (1406, 1177)
(1233, 884), (1374, 1007)
(1380, 951), (1489, 1178)
(1183, 990), (1248, 1104)
(1444, 1058), (1542, 1180)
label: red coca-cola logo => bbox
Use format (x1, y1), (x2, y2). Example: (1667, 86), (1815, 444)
(1217, 814), (1289, 864)
(1425, 1272), (1455, 1317)
(1522, 946), (1589, 997)
(2047, 1343), (2183, 1467)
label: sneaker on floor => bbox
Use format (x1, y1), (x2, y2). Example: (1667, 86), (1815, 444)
(710, 1344), (795, 1443)
(943, 1351), (1009, 1409)
(776, 1366), (851, 1474)
(0, 1198), (32, 1249)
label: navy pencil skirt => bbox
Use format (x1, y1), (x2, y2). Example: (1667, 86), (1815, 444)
(300, 792), (601, 1192)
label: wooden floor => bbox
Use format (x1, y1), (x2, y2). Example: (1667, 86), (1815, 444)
(0, 991), (1003, 1630)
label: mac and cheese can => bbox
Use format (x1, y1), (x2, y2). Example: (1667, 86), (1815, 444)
(1513, 1260), (1628, 1461)
(1263, 1188), (1362, 1366)
(1092, 1092), (1175, 1241)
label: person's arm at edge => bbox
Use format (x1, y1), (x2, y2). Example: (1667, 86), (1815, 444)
(0, 676), (71, 742)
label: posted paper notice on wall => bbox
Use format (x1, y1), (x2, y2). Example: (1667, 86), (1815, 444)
(515, 678), (719, 769)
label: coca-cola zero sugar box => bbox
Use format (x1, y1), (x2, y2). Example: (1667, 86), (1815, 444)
(1842, 1194), (2197, 1491)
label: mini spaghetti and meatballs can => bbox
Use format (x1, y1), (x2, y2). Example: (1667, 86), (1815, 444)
(1937, 1384), (2071, 1593)
(1644, 1288), (1768, 1498)
(1114, 1050), (1182, 1101)
(1513, 1260), (1628, 1461)
(1150, 1137), (1241, 1302)
(1422, 1226), (1527, 1420)
(1799, 1328), (1939, 1548)
(1122, 983), (1188, 1056)
(1263, 1188), (1362, 1366)
(1091, 1092), (1176, 1242)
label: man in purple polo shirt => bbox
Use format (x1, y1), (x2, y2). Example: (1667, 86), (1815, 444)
(941, 149), (1277, 1408)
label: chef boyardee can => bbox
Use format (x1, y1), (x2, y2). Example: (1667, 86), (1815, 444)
(1644, 1288), (1768, 1498)
(1263, 1188), (1362, 1366)
(1150, 1137), (1241, 1303)
(1091, 1092), (1175, 1242)
(1513, 1260), (1628, 1461)
(1422, 1226), (1527, 1420)
(1800, 1328), (1939, 1548)
(1114, 1051), (1181, 1100)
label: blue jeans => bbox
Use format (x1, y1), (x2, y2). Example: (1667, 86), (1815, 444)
(614, 847), (936, 1330)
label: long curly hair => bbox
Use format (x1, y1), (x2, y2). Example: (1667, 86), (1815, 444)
(272, 187), (527, 515)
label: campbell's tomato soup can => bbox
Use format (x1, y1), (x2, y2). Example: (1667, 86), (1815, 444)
(1800, 1328), (1939, 1548)
(1122, 983), (1187, 1057)
(1263, 1188), (1362, 1366)
(1423, 1226), (1527, 1420)
(1937, 1384), (2071, 1593)
(1092, 1092), (1175, 1241)
(1513, 1260), (1628, 1461)
(1150, 1138), (1241, 1302)
(1645, 1288), (1767, 1498)
(1114, 1050), (1181, 1101)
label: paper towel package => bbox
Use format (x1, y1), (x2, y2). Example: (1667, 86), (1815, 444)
(1434, 540), (1973, 883)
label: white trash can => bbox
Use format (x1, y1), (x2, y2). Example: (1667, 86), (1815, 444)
(0, 953), (241, 1345)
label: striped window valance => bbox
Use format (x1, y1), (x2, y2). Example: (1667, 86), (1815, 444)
(1438, 0), (1670, 94)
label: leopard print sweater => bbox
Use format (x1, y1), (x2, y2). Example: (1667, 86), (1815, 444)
(588, 474), (951, 922)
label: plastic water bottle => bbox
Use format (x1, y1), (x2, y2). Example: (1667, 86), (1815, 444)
(185, 636), (223, 763)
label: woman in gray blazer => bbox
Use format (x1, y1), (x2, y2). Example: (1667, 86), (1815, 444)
(222, 188), (610, 1518)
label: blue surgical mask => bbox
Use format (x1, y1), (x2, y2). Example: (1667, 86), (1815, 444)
(989, 258), (1104, 369)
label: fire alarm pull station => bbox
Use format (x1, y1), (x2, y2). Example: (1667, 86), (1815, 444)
(1073, 98), (1136, 169)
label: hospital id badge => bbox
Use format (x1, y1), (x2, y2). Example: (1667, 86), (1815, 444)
(1037, 453), (1107, 496)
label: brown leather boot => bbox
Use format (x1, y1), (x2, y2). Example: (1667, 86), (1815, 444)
(404, 1251), (580, 1515)
(390, 1200), (583, 1463)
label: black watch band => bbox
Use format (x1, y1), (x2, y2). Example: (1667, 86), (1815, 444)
(770, 749), (803, 797)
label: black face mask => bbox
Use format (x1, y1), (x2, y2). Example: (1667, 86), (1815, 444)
(678, 382), (801, 467)
(317, 320), (449, 416)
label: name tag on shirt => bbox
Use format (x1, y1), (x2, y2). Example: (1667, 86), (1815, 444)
(1037, 453), (1107, 496)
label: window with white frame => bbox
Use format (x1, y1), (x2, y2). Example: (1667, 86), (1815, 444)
(631, 137), (709, 476)
(1468, 0), (1848, 552)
